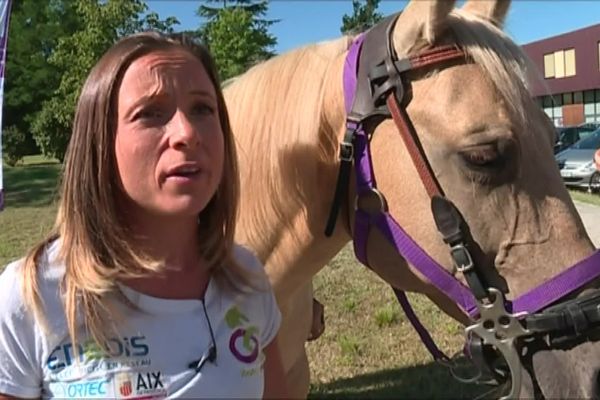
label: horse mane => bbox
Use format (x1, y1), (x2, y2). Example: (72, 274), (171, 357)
(225, 37), (353, 251)
(225, 9), (538, 252)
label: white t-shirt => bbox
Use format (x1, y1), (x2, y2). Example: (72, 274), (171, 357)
(0, 241), (281, 399)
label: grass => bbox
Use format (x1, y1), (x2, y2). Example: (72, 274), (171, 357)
(2, 158), (600, 398)
(569, 189), (600, 207)
(0, 155), (60, 266)
(306, 247), (484, 399)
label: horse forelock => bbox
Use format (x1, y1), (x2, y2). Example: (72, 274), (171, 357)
(447, 9), (537, 133)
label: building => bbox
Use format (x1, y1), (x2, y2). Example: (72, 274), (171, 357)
(522, 23), (600, 126)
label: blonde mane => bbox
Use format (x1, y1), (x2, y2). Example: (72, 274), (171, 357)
(224, 9), (539, 251)
(224, 37), (352, 251)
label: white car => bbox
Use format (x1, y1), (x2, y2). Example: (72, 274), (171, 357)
(555, 128), (600, 192)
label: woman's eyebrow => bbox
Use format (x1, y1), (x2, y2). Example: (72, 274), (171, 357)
(122, 92), (166, 119)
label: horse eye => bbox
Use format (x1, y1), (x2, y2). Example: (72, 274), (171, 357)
(460, 147), (501, 168)
(458, 140), (517, 185)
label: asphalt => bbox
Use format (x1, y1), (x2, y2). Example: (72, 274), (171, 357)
(575, 200), (600, 247)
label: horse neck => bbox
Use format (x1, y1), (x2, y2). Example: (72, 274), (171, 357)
(234, 50), (352, 300)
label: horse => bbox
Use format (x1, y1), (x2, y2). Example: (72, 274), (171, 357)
(224, 0), (600, 398)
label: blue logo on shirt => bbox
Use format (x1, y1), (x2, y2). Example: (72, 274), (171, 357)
(66, 379), (108, 397)
(49, 378), (109, 398)
(46, 336), (149, 371)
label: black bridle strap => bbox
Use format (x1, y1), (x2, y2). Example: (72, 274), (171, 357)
(431, 196), (490, 301)
(324, 124), (356, 237)
(525, 290), (600, 342)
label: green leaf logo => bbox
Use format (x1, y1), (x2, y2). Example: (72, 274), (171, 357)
(225, 305), (249, 329)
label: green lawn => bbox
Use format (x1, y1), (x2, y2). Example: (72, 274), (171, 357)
(569, 189), (600, 207)
(0, 155), (60, 266)
(1, 157), (598, 398)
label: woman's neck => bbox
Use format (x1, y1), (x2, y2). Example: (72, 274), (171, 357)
(122, 213), (212, 299)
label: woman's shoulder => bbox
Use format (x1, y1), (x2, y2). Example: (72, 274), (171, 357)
(232, 243), (264, 272)
(0, 258), (28, 313)
(226, 243), (270, 293)
(0, 240), (65, 316)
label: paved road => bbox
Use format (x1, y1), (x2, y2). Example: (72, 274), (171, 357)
(575, 200), (600, 247)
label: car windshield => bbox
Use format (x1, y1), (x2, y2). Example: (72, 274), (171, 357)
(572, 129), (600, 150)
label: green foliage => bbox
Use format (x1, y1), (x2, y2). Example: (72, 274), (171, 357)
(4, 0), (78, 158)
(29, 0), (179, 161)
(2, 126), (27, 166)
(32, 95), (76, 162)
(198, 0), (278, 80)
(340, 0), (383, 35)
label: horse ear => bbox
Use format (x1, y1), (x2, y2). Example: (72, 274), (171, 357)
(462, 0), (511, 28)
(392, 0), (456, 56)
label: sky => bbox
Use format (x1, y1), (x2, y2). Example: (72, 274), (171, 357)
(146, 0), (600, 54)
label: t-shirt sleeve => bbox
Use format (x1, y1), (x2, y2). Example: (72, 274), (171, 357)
(0, 261), (42, 398)
(260, 283), (281, 347)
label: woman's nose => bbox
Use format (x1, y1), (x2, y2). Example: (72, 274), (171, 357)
(169, 110), (199, 149)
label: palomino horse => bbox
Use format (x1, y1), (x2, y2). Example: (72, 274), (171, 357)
(225, 0), (600, 398)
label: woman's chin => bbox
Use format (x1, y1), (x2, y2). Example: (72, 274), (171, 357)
(153, 201), (208, 219)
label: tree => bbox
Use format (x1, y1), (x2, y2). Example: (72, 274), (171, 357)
(2, 126), (27, 166)
(3, 0), (80, 161)
(340, 0), (383, 35)
(197, 0), (278, 80)
(31, 0), (179, 161)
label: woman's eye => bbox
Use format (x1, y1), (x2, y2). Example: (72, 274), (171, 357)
(192, 103), (215, 116)
(134, 107), (164, 121)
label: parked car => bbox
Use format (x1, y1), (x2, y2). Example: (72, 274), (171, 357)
(555, 128), (600, 192)
(554, 123), (600, 154)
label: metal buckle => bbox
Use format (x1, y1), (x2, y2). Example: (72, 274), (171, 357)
(437, 350), (483, 384)
(450, 243), (474, 273)
(354, 188), (387, 214)
(466, 288), (531, 400)
(339, 142), (354, 162)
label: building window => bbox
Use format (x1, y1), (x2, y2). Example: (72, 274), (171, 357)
(555, 51), (565, 78)
(543, 49), (576, 78)
(541, 95), (563, 126)
(596, 89), (600, 122)
(584, 90), (600, 123)
(584, 90), (595, 103)
(544, 53), (554, 78)
(565, 49), (576, 77)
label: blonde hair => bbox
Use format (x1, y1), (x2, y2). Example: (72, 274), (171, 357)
(21, 32), (256, 351)
(224, 38), (352, 250)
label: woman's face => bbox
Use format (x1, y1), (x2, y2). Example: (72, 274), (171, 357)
(114, 48), (224, 221)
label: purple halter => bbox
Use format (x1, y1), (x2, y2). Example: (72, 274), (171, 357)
(342, 33), (600, 361)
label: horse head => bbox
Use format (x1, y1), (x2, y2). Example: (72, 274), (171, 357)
(225, 1), (600, 398)
(330, 0), (600, 398)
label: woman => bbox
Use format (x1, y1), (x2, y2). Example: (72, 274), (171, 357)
(0, 32), (286, 399)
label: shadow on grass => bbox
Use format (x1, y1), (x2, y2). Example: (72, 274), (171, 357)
(309, 362), (500, 399)
(3, 163), (61, 208)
